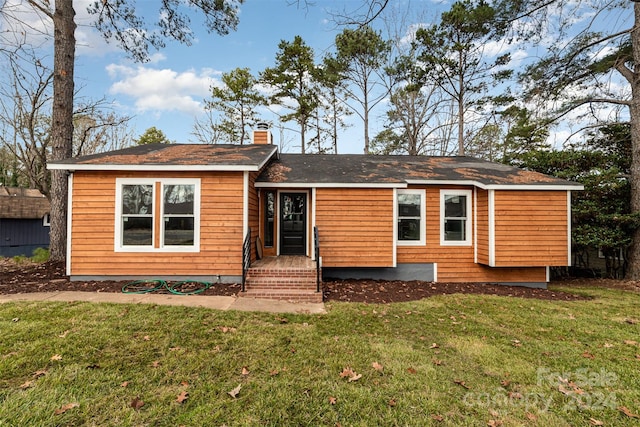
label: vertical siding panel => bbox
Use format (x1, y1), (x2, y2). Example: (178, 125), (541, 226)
(315, 188), (394, 267)
(476, 189), (489, 264)
(493, 191), (568, 266)
(70, 171), (245, 277)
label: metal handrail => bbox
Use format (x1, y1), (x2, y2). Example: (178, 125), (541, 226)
(314, 226), (321, 295)
(241, 228), (251, 292)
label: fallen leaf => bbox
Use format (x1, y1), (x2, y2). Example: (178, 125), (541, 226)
(430, 343), (439, 349)
(526, 412), (537, 421)
(86, 364), (100, 369)
(508, 392), (523, 399)
(130, 397), (144, 410)
(625, 318), (638, 324)
(348, 373), (362, 383)
(511, 340), (522, 347)
(388, 399), (396, 407)
(176, 390), (189, 404)
(58, 330), (70, 338)
(618, 406), (639, 418)
(568, 314), (576, 320)
(372, 362), (384, 372)
(19, 380), (34, 389)
(487, 420), (502, 427)
(151, 361), (160, 368)
(558, 385), (572, 396)
(589, 418), (604, 426)
(603, 343), (614, 348)
(241, 366), (250, 376)
(143, 335), (150, 341)
(432, 359), (442, 366)
(624, 340), (638, 346)
(50, 354), (62, 361)
(431, 414), (444, 421)
(12, 317), (19, 322)
(32, 370), (47, 378)
(407, 367), (417, 374)
(120, 381), (129, 388)
(228, 384), (242, 398)
(270, 369), (280, 376)
(582, 351), (595, 359)
(275, 316), (288, 324)
(54, 402), (79, 415)
(328, 396), (337, 405)
(454, 379), (470, 389)
(500, 380), (510, 387)
(340, 367), (354, 378)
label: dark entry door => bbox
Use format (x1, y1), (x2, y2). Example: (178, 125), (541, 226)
(280, 193), (306, 255)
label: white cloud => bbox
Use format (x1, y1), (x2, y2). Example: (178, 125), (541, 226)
(107, 64), (221, 115)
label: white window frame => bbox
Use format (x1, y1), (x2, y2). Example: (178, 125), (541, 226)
(115, 178), (200, 253)
(440, 189), (472, 246)
(42, 213), (50, 227)
(396, 189), (426, 246)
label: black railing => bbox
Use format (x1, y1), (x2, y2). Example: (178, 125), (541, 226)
(314, 226), (321, 294)
(241, 228), (251, 292)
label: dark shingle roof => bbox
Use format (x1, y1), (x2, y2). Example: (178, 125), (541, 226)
(0, 187), (50, 219)
(256, 154), (582, 189)
(48, 143), (277, 171)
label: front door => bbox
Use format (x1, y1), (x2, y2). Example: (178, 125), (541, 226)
(280, 193), (306, 255)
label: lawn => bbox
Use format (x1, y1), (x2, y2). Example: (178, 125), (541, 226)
(1, 284), (639, 426)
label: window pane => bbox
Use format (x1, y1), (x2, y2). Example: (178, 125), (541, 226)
(123, 217), (152, 245)
(444, 219), (466, 241)
(445, 195), (466, 218)
(398, 193), (421, 216)
(122, 185), (153, 214)
(164, 217), (194, 246)
(164, 185), (194, 215)
(398, 218), (420, 241)
(264, 191), (275, 247)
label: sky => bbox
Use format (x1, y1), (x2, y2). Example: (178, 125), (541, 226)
(0, 0), (633, 155)
(72, 0), (441, 154)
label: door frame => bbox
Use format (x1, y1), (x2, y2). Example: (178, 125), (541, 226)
(278, 191), (309, 256)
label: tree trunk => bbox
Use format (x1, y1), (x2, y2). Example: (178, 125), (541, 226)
(49, 0), (76, 262)
(626, 2), (640, 279)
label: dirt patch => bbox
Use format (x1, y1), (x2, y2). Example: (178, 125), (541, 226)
(0, 259), (615, 303)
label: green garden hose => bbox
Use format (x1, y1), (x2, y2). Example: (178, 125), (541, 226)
(122, 279), (212, 295)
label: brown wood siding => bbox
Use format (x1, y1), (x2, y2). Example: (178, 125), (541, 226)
(70, 171), (245, 277)
(476, 189), (489, 264)
(315, 188), (394, 267)
(397, 186), (547, 283)
(493, 190), (568, 267)
(248, 172), (259, 262)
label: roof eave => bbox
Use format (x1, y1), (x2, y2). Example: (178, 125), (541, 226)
(405, 179), (584, 191)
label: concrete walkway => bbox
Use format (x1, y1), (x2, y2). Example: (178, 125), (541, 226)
(0, 292), (326, 314)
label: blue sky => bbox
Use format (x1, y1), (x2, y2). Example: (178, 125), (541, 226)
(70, 0), (444, 154)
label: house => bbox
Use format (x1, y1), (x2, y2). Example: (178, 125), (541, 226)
(48, 127), (583, 301)
(0, 186), (50, 257)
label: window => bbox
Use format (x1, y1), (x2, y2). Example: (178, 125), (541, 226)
(397, 189), (425, 246)
(163, 184), (195, 246)
(115, 178), (200, 252)
(440, 190), (472, 246)
(42, 213), (50, 227)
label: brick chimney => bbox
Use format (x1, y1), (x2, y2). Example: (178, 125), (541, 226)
(253, 122), (272, 145)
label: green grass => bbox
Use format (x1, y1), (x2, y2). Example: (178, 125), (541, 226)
(1, 285), (639, 426)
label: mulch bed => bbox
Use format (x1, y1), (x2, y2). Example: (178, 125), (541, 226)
(2, 259), (637, 303)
